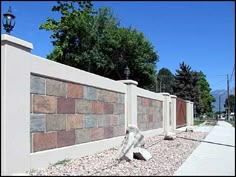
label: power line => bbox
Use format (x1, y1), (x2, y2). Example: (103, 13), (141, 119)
(229, 64), (235, 82)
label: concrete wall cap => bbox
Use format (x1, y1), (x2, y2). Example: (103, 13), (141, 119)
(118, 80), (138, 85)
(1, 34), (33, 50)
(170, 95), (177, 98)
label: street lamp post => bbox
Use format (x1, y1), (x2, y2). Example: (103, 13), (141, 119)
(2, 6), (15, 35)
(124, 64), (130, 80)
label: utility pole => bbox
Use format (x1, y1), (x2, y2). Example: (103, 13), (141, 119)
(159, 78), (162, 92)
(219, 95), (221, 120)
(227, 74), (230, 120)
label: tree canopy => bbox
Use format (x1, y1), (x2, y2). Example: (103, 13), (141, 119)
(174, 62), (214, 115)
(39, 1), (159, 89)
(197, 71), (215, 114)
(174, 62), (199, 101)
(224, 95), (235, 113)
(156, 68), (175, 94)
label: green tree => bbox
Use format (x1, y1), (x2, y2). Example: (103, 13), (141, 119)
(174, 62), (201, 113)
(197, 71), (215, 114)
(224, 95), (235, 112)
(39, 1), (159, 89)
(156, 68), (175, 93)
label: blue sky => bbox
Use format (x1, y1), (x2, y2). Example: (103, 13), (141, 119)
(1, 1), (235, 91)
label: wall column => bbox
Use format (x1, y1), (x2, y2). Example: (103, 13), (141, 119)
(190, 102), (194, 125)
(119, 80), (138, 128)
(162, 93), (171, 134)
(170, 95), (177, 132)
(186, 100), (191, 126)
(1, 34), (33, 175)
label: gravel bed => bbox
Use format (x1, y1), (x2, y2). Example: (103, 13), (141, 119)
(28, 130), (209, 176)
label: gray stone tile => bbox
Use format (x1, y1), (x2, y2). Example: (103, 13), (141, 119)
(83, 86), (97, 100)
(46, 78), (66, 97)
(46, 114), (66, 131)
(75, 128), (91, 144)
(30, 114), (46, 132)
(30, 75), (45, 94)
(83, 114), (98, 128)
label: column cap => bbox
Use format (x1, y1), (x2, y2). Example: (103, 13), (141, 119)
(161, 92), (170, 96)
(170, 95), (177, 98)
(1, 34), (33, 51)
(186, 100), (191, 103)
(119, 80), (138, 85)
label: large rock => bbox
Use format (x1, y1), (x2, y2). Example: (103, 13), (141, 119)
(118, 125), (151, 161)
(133, 147), (152, 161)
(185, 126), (194, 132)
(164, 132), (176, 140)
(118, 131), (135, 161)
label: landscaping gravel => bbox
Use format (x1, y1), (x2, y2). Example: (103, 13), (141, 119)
(28, 130), (209, 176)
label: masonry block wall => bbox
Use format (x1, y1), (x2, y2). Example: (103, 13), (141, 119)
(2, 35), (194, 175)
(30, 74), (125, 153)
(137, 96), (163, 131)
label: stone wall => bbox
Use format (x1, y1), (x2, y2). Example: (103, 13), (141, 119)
(30, 74), (125, 153)
(137, 96), (163, 131)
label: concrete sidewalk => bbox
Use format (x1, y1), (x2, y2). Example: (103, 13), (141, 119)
(174, 121), (235, 176)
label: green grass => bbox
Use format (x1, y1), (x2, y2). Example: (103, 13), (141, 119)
(194, 120), (205, 126)
(49, 158), (71, 167)
(226, 120), (235, 127)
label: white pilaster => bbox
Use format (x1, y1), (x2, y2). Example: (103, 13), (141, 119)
(1, 34), (33, 175)
(162, 92), (171, 134)
(170, 95), (177, 132)
(186, 100), (191, 126)
(119, 80), (138, 127)
(190, 102), (194, 125)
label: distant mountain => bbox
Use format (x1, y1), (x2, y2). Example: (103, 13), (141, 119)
(211, 87), (235, 112)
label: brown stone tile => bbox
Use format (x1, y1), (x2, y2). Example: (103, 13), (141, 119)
(67, 83), (83, 99)
(142, 98), (148, 107)
(104, 103), (113, 114)
(104, 127), (114, 138)
(57, 130), (75, 148)
(148, 115), (154, 122)
(32, 132), (57, 152)
(67, 114), (83, 130)
(92, 101), (104, 114)
(57, 98), (75, 114)
(33, 95), (57, 113)
(90, 127), (104, 141)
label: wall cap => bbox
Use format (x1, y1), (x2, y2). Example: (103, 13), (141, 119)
(1, 34), (33, 50)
